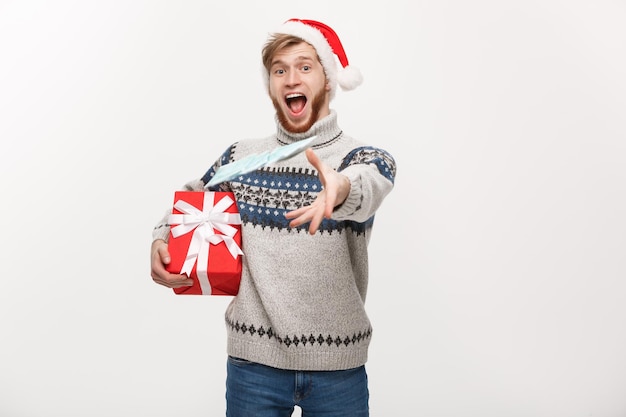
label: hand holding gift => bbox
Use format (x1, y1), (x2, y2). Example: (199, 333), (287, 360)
(150, 239), (194, 288)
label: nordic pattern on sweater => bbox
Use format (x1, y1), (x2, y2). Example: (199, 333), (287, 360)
(202, 146), (393, 235)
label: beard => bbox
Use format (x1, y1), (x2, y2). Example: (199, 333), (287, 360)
(271, 86), (326, 134)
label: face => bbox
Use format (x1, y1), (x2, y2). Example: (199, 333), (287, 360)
(268, 42), (331, 133)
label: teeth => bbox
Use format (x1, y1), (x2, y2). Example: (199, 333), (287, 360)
(286, 93), (304, 99)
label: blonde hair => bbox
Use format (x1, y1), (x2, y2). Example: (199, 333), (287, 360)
(261, 33), (323, 76)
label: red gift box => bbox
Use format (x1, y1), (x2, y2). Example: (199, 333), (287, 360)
(165, 191), (243, 296)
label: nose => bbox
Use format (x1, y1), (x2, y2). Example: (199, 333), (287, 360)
(286, 69), (301, 86)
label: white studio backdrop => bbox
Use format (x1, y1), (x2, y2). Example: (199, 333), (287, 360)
(1, 1), (625, 416)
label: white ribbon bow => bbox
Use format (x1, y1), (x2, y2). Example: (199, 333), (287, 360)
(168, 193), (243, 294)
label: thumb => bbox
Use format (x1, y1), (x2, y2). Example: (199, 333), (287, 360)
(160, 245), (171, 264)
(305, 148), (329, 186)
(153, 240), (171, 264)
(305, 148), (322, 171)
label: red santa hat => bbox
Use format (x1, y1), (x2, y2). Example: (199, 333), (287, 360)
(264, 18), (363, 99)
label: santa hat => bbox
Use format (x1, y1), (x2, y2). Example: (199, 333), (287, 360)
(264, 18), (363, 99)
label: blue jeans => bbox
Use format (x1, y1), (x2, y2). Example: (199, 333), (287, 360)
(226, 356), (369, 417)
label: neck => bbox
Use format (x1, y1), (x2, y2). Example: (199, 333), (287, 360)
(276, 110), (342, 146)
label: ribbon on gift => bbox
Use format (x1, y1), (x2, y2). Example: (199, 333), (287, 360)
(168, 192), (243, 294)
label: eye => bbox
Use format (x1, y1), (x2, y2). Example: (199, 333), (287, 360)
(302, 65), (311, 72)
(274, 68), (285, 75)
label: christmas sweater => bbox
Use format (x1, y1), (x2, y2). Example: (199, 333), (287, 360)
(153, 110), (396, 370)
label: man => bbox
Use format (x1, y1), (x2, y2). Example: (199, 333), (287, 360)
(151, 18), (396, 417)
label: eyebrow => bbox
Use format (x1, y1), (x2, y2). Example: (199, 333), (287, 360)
(270, 55), (315, 68)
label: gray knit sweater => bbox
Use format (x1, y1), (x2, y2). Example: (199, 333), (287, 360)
(153, 111), (396, 371)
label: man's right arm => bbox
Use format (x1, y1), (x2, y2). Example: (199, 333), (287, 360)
(149, 178), (206, 288)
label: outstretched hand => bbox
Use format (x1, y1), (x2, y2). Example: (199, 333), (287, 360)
(285, 148), (351, 235)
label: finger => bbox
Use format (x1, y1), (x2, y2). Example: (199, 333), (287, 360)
(288, 209), (314, 228)
(163, 274), (194, 287)
(151, 264), (193, 286)
(284, 205), (307, 219)
(308, 208), (325, 235)
(169, 280), (194, 288)
(285, 194), (324, 223)
(154, 276), (194, 288)
(323, 184), (337, 218)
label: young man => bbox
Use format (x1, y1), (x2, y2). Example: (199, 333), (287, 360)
(151, 18), (396, 417)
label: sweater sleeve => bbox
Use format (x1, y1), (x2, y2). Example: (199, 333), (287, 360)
(151, 178), (206, 242)
(332, 146), (396, 222)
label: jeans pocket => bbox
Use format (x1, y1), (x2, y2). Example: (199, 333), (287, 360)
(228, 356), (253, 367)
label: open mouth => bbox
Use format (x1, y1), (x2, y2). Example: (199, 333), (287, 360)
(285, 93), (307, 114)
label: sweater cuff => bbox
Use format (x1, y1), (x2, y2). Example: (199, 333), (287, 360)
(332, 167), (362, 220)
(152, 210), (171, 242)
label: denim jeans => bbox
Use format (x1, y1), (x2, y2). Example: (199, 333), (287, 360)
(226, 356), (369, 417)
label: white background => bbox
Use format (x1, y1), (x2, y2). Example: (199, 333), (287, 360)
(1, 1), (625, 416)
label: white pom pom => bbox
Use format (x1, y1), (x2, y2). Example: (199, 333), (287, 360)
(337, 65), (363, 91)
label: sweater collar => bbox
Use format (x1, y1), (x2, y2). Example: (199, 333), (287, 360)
(275, 110), (343, 148)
